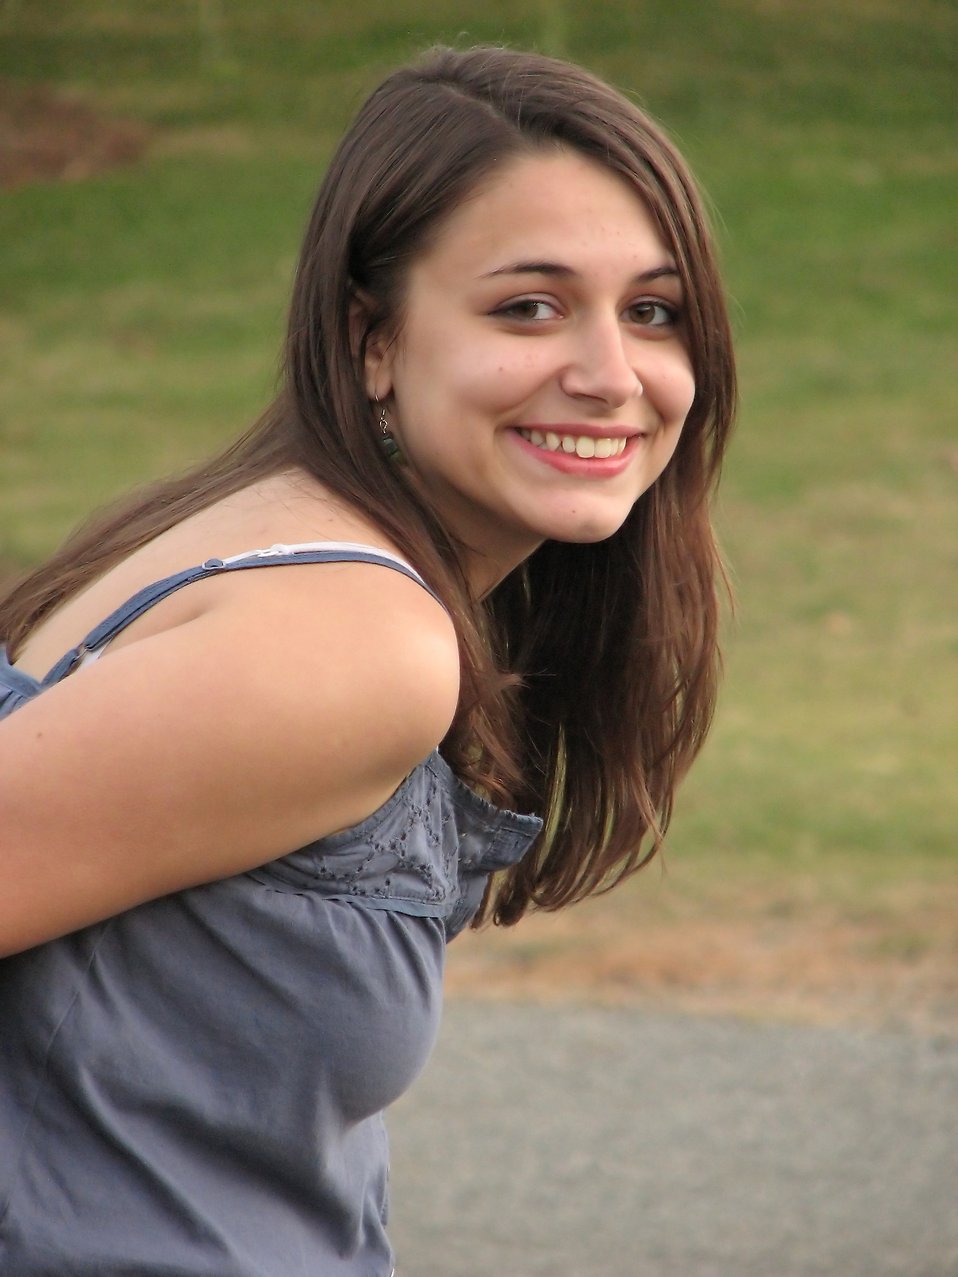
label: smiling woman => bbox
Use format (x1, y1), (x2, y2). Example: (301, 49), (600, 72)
(0, 45), (735, 1277)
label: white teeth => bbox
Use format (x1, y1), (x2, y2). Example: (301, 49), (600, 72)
(519, 429), (629, 457)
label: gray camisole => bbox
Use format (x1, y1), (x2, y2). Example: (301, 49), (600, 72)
(0, 544), (542, 1276)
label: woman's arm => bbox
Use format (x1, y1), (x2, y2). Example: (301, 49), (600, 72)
(0, 563), (459, 956)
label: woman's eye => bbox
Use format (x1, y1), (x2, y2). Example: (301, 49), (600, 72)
(495, 298), (559, 321)
(628, 300), (679, 328)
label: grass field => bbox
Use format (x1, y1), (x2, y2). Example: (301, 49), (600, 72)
(1, 0), (955, 1030)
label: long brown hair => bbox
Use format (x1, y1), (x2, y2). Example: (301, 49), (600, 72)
(0, 46), (736, 925)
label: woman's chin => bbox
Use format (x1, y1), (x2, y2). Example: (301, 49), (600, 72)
(537, 509), (634, 546)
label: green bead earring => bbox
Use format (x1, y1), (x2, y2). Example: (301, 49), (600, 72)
(377, 401), (404, 464)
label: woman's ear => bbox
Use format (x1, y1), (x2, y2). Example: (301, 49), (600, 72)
(349, 290), (395, 401)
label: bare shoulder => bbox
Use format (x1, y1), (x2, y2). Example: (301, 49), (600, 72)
(209, 553), (462, 768)
(0, 557), (459, 955)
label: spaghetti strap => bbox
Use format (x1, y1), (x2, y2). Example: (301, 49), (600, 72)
(41, 542), (444, 687)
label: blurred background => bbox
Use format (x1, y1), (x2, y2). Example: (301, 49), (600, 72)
(1, 0), (955, 1033)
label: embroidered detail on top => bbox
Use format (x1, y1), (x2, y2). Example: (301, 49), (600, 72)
(244, 753), (541, 935)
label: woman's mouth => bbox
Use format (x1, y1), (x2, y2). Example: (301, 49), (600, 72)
(516, 428), (630, 459)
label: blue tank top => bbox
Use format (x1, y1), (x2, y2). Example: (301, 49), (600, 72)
(0, 546), (542, 1276)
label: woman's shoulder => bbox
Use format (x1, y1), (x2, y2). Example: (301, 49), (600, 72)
(210, 529), (460, 730)
(121, 467), (463, 780)
(176, 471), (462, 739)
(16, 470), (445, 677)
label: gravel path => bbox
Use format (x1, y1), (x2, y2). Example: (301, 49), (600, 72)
(387, 1002), (958, 1277)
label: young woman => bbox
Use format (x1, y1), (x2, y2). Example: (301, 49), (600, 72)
(0, 45), (736, 1276)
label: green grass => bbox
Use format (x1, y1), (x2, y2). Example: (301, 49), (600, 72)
(1, 0), (955, 901)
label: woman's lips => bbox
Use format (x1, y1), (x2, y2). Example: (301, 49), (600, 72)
(517, 427), (631, 459)
(510, 425), (646, 474)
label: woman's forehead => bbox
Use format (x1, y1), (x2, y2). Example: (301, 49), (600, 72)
(410, 149), (673, 281)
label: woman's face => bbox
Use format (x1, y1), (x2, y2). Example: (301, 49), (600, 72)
(365, 147), (696, 591)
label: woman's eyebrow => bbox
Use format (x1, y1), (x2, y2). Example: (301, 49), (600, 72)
(480, 260), (681, 283)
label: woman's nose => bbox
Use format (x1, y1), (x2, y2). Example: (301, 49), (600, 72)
(559, 317), (643, 407)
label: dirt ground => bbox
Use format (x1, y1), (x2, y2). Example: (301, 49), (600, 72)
(0, 79), (150, 189)
(447, 870), (958, 1039)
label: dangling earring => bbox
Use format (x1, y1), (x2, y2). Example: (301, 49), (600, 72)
(376, 398), (403, 464)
